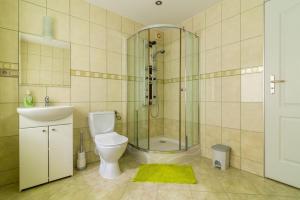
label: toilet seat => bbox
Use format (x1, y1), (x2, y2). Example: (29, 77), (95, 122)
(95, 132), (128, 147)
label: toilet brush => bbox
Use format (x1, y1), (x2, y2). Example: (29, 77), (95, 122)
(77, 129), (86, 170)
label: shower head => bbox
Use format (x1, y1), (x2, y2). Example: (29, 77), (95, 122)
(153, 49), (165, 58)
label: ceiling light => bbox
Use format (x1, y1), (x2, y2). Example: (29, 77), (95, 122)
(155, 1), (162, 6)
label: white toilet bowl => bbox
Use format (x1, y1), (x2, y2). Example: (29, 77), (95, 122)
(88, 112), (128, 179)
(95, 132), (128, 179)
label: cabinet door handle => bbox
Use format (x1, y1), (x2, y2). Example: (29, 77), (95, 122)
(42, 130), (47, 133)
(51, 128), (56, 131)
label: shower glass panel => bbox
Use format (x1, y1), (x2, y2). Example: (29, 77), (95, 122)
(127, 25), (199, 152)
(184, 31), (199, 148)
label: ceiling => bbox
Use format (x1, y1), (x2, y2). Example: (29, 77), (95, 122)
(89, 0), (220, 25)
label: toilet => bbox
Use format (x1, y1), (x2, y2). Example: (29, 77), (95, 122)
(88, 111), (128, 179)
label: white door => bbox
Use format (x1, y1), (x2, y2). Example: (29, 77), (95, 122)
(49, 124), (73, 181)
(20, 127), (49, 190)
(265, 0), (300, 188)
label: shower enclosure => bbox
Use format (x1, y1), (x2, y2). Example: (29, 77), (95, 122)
(127, 24), (199, 152)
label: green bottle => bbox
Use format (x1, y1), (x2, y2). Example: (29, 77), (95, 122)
(23, 90), (34, 107)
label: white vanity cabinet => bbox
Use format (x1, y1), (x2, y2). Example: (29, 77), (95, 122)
(19, 113), (73, 191)
(20, 127), (49, 189)
(49, 124), (73, 181)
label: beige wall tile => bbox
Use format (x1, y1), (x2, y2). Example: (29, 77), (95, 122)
(70, 17), (89, 45)
(205, 125), (222, 152)
(0, 136), (18, 171)
(0, 0), (18, 30)
(0, 77), (18, 103)
(241, 36), (264, 68)
(0, 104), (19, 136)
(90, 48), (106, 73)
(222, 102), (241, 129)
(164, 101), (179, 120)
(200, 101), (206, 125)
(20, 1), (45, 35)
(164, 83), (179, 101)
(25, 0), (46, 6)
(71, 76), (90, 102)
(222, 0), (241, 20)
(47, 0), (69, 13)
(72, 102), (89, 128)
(200, 30), (206, 53)
(241, 158), (264, 176)
(0, 28), (18, 63)
(0, 168), (18, 186)
(206, 3), (222, 26)
(206, 102), (221, 126)
(241, 73), (263, 102)
(200, 80), (206, 101)
(106, 101), (122, 114)
(47, 10), (70, 42)
(222, 42), (241, 70)
(241, 6), (264, 40)
(47, 87), (70, 103)
(205, 78), (221, 102)
(241, 0), (264, 12)
(205, 23), (221, 50)
(90, 78), (107, 102)
(241, 102), (264, 132)
(121, 80), (127, 102)
(193, 12), (206, 31)
(122, 18), (135, 35)
(107, 52), (122, 75)
(222, 75), (241, 102)
(230, 155), (241, 169)
(107, 11), (122, 32)
(70, 0), (89, 20)
(121, 54), (127, 75)
(107, 80), (121, 102)
(241, 130), (264, 163)
(222, 128), (241, 157)
(90, 101), (107, 112)
(71, 44), (89, 71)
(222, 15), (240, 45)
(90, 23), (106, 49)
(205, 48), (221, 73)
(107, 30), (122, 53)
(90, 5), (106, 27)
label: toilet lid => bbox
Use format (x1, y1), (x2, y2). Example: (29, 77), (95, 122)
(95, 132), (128, 146)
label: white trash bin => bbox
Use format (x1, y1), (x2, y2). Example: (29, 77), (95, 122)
(212, 144), (231, 170)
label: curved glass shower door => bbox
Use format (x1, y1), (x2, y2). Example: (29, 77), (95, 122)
(127, 25), (199, 152)
(183, 31), (199, 148)
(127, 29), (150, 150)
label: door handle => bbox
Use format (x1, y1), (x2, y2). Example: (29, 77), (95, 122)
(270, 80), (285, 83)
(42, 129), (47, 133)
(270, 75), (285, 94)
(51, 128), (56, 131)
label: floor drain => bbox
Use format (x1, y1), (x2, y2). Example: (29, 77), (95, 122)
(159, 140), (167, 143)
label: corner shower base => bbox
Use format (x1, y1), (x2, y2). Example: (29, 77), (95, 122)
(127, 144), (201, 164)
(138, 136), (185, 151)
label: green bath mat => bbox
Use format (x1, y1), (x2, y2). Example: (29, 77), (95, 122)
(133, 164), (197, 184)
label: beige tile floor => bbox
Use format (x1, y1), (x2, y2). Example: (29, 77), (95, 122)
(1, 152), (300, 200)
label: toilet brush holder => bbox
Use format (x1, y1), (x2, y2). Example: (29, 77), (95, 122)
(77, 129), (86, 170)
(77, 151), (86, 170)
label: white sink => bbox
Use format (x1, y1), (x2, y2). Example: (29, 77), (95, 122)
(17, 106), (74, 122)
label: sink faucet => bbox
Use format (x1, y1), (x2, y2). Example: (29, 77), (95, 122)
(45, 96), (50, 107)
